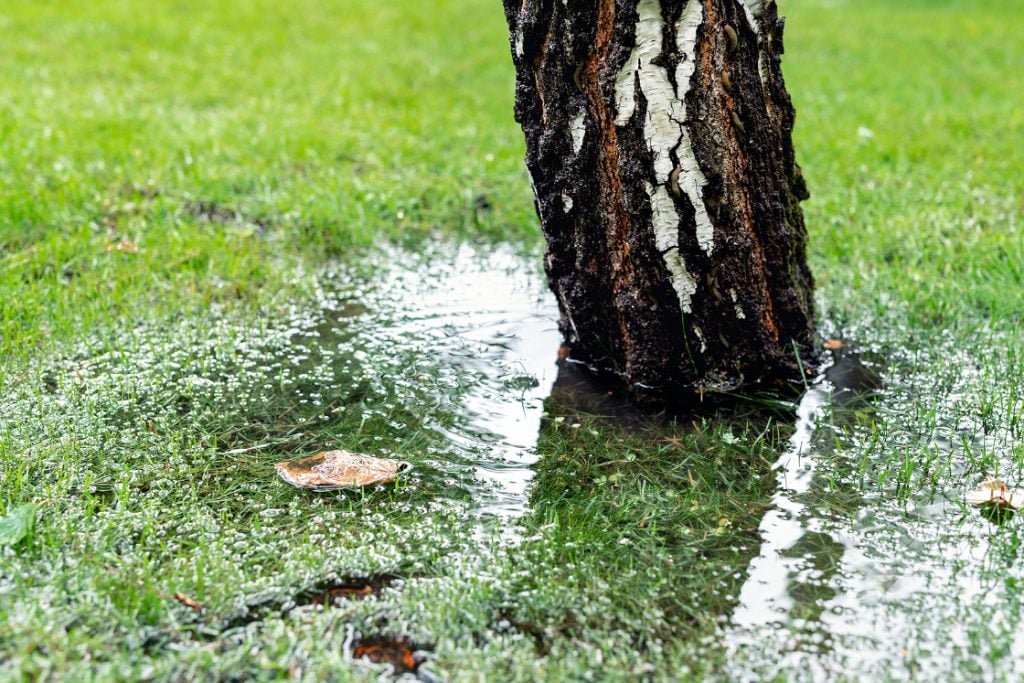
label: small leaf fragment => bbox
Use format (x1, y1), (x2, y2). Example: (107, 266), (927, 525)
(0, 504), (37, 547)
(965, 477), (1024, 511)
(105, 240), (140, 254)
(275, 450), (409, 491)
(172, 592), (204, 612)
(823, 339), (847, 350)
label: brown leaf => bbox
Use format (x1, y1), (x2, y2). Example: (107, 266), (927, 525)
(172, 592), (203, 612)
(275, 450), (409, 490)
(352, 637), (419, 674)
(965, 476), (1024, 510)
(105, 240), (140, 254)
(823, 339), (846, 350)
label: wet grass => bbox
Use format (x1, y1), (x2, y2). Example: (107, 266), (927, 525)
(0, 246), (783, 680)
(1, 0), (1023, 679)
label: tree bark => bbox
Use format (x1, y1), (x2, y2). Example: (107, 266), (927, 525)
(504, 0), (816, 406)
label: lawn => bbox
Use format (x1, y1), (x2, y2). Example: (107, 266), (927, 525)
(1, 0), (1022, 680)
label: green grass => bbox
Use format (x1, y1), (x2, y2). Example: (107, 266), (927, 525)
(0, 0), (535, 361)
(1, 0), (1023, 679)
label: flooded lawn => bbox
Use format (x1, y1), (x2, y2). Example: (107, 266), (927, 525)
(724, 333), (1024, 680)
(2, 240), (1023, 680)
(1, 0), (1020, 676)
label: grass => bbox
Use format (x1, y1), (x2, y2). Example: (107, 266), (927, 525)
(1, 0), (1023, 679)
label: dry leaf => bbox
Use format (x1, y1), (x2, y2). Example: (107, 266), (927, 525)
(275, 450), (409, 491)
(172, 592), (204, 612)
(823, 339), (847, 350)
(965, 476), (1024, 510)
(353, 637), (419, 673)
(105, 240), (140, 254)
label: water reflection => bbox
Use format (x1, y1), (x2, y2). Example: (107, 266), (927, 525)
(292, 246), (1024, 679)
(724, 351), (893, 675)
(729, 383), (831, 630)
(721, 343), (1024, 680)
(375, 243), (563, 524)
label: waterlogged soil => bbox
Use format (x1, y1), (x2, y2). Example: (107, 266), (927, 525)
(723, 337), (1024, 680)
(3, 240), (1024, 680)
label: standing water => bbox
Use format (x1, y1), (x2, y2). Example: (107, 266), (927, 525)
(379, 242), (563, 523)
(721, 343), (1024, 681)
(9, 238), (1022, 679)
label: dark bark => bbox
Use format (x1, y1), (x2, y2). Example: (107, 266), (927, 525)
(504, 0), (816, 406)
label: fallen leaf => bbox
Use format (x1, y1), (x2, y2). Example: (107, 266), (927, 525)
(823, 339), (846, 350)
(965, 476), (1024, 510)
(301, 574), (402, 607)
(275, 450), (409, 491)
(0, 504), (37, 547)
(172, 592), (204, 612)
(352, 636), (420, 674)
(105, 240), (140, 254)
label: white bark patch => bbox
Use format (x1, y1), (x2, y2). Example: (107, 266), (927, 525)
(675, 1), (714, 255)
(738, 0), (763, 32)
(737, 1), (771, 90)
(556, 287), (581, 342)
(646, 182), (696, 312)
(613, 0), (714, 320)
(514, 29), (524, 58)
(571, 110), (587, 154)
(728, 288), (746, 319)
(694, 326), (707, 353)
(561, 192), (573, 213)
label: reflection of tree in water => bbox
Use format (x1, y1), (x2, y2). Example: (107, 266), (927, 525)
(723, 346), (888, 674)
(781, 530), (845, 649)
(544, 357), (648, 427)
(520, 358), (793, 645)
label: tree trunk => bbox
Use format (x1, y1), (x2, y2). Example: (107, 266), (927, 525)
(504, 0), (816, 406)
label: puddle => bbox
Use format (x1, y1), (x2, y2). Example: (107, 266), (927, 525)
(16, 233), (1024, 678)
(17, 240), (566, 529)
(722, 342), (1024, 680)
(375, 243), (563, 524)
